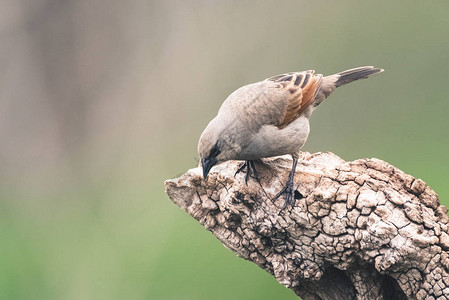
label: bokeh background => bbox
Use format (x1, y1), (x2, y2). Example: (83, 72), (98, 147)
(1, 0), (448, 299)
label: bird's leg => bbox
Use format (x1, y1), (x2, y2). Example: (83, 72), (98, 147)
(234, 160), (261, 185)
(235, 161), (251, 184)
(249, 161), (259, 181)
(274, 157), (303, 208)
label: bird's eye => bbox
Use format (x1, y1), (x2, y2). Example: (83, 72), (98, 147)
(209, 143), (220, 158)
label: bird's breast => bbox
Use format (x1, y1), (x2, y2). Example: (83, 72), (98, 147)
(237, 115), (310, 160)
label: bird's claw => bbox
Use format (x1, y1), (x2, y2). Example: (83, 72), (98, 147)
(234, 163), (247, 178)
(234, 161), (260, 185)
(274, 179), (303, 209)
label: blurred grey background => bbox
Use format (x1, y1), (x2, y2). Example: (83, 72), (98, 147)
(1, 0), (448, 299)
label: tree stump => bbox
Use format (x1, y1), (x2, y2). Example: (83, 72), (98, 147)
(164, 152), (449, 300)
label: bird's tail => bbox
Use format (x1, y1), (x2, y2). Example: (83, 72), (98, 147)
(334, 66), (384, 87)
(311, 66), (383, 108)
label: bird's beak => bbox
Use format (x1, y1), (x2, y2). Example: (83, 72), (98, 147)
(201, 157), (216, 179)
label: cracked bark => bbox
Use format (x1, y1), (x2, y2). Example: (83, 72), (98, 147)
(164, 152), (449, 300)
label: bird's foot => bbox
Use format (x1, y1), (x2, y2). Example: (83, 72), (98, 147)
(273, 179), (304, 209)
(234, 160), (260, 185)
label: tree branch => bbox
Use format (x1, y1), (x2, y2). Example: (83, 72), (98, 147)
(164, 152), (449, 300)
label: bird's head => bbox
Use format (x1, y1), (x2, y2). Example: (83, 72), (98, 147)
(198, 117), (239, 179)
(198, 140), (221, 179)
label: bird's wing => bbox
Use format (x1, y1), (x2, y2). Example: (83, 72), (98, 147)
(265, 70), (323, 129)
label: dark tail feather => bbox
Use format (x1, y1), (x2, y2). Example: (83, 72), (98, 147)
(335, 66), (384, 87)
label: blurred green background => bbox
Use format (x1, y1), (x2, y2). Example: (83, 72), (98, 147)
(1, 0), (448, 299)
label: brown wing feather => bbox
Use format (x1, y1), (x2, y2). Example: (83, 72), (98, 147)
(266, 70), (322, 129)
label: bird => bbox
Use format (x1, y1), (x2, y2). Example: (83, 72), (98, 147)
(198, 66), (384, 208)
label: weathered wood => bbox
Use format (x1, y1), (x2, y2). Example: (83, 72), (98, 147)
(164, 152), (449, 300)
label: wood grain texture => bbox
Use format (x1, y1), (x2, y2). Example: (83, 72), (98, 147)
(165, 152), (448, 300)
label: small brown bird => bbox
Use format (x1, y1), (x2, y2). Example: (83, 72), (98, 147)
(198, 66), (383, 207)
